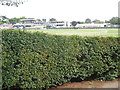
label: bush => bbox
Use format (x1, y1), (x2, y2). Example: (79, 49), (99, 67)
(2, 30), (120, 89)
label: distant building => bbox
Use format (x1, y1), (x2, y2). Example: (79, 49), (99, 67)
(76, 23), (108, 28)
(110, 24), (120, 28)
(48, 21), (70, 28)
(20, 18), (36, 24)
(0, 24), (13, 29)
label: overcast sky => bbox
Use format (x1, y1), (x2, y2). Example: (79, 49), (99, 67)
(0, 0), (119, 21)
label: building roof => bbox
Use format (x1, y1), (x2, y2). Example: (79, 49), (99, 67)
(20, 18), (36, 21)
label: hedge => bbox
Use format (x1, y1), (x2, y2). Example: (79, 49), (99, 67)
(2, 30), (120, 89)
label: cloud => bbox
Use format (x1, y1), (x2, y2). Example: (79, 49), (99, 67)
(0, 0), (119, 21)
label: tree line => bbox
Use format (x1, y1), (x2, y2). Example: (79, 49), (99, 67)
(0, 16), (120, 26)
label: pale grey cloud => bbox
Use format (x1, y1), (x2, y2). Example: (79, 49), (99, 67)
(0, 0), (119, 21)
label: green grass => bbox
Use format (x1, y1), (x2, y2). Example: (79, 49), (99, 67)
(26, 29), (119, 37)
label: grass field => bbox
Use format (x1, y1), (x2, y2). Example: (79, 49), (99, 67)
(26, 29), (119, 37)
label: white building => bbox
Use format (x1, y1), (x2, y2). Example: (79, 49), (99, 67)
(76, 23), (108, 28)
(48, 21), (71, 28)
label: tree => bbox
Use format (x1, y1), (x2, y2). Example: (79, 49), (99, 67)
(93, 19), (100, 24)
(0, 0), (28, 7)
(85, 18), (91, 23)
(77, 21), (81, 24)
(9, 17), (26, 24)
(49, 18), (57, 22)
(109, 17), (120, 25)
(0, 16), (9, 24)
(9, 18), (19, 24)
(93, 19), (103, 24)
(19, 17), (26, 20)
(0, 21), (6, 24)
(71, 21), (77, 27)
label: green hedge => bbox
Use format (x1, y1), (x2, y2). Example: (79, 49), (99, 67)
(2, 30), (120, 89)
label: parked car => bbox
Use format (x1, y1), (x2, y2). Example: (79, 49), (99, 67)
(13, 25), (25, 30)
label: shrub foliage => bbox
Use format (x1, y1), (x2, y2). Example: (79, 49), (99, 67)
(2, 30), (120, 89)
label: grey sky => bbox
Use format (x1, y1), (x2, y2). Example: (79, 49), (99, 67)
(0, 0), (119, 21)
